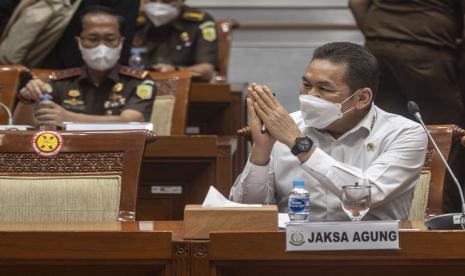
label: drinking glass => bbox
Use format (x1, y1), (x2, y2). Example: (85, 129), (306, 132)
(341, 184), (371, 222)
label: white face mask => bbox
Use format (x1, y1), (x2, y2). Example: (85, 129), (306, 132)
(143, 2), (179, 27)
(78, 41), (122, 71)
(299, 90), (360, 129)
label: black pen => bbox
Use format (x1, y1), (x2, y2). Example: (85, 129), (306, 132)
(260, 92), (276, 133)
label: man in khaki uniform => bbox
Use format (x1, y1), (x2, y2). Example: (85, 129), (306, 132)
(137, 0), (218, 81)
(14, 5), (155, 128)
(349, 0), (465, 213)
(349, 0), (464, 124)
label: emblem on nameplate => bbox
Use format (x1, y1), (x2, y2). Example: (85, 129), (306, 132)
(289, 231), (305, 246)
(31, 131), (64, 157)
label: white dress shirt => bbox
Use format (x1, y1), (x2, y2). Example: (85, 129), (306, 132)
(229, 105), (428, 221)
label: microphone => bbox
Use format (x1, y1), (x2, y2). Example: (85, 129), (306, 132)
(0, 100), (32, 130)
(0, 101), (13, 125)
(407, 101), (422, 122)
(407, 101), (465, 229)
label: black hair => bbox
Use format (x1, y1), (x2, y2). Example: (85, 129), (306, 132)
(312, 42), (379, 96)
(78, 5), (126, 35)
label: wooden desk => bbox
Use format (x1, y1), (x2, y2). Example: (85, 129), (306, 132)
(138, 136), (237, 221)
(189, 83), (247, 177)
(3, 221), (465, 276)
(205, 222), (465, 276)
(0, 222), (173, 276)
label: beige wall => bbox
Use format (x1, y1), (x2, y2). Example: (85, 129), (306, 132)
(186, 0), (363, 112)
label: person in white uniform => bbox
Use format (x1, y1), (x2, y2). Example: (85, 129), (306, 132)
(229, 42), (428, 221)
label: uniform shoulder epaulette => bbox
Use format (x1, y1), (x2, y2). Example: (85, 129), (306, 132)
(119, 66), (148, 79)
(49, 67), (81, 81)
(182, 10), (205, 21)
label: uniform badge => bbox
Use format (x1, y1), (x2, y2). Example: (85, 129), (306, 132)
(68, 89), (80, 98)
(142, 79), (155, 86)
(136, 84), (153, 100)
(180, 32), (190, 42)
(106, 110), (113, 115)
(199, 21), (216, 42)
(113, 82), (124, 93)
(42, 83), (53, 93)
(63, 98), (84, 106)
(31, 130), (64, 157)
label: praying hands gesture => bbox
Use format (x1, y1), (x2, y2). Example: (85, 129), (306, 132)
(247, 83), (303, 165)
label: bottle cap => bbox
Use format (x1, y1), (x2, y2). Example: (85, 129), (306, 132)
(292, 179), (305, 188)
(40, 94), (53, 101)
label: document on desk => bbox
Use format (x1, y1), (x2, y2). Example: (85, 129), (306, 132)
(63, 122), (153, 131)
(202, 186), (262, 208)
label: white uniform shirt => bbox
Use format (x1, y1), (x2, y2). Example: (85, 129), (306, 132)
(229, 105), (428, 221)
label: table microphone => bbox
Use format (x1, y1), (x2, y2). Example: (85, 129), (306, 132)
(0, 100), (32, 130)
(407, 101), (465, 229)
(0, 101), (13, 125)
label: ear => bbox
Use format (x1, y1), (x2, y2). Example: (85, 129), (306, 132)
(354, 88), (372, 110)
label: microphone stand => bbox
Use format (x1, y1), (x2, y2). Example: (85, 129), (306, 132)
(0, 101), (13, 126)
(409, 102), (465, 230)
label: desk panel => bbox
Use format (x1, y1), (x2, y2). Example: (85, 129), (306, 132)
(1, 221), (464, 276)
(208, 230), (465, 276)
(0, 222), (172, 276)
(139, 136), (237, 221)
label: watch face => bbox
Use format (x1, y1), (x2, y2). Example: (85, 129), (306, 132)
(291, 136), (313, 156)
(297, 138), (310, 151)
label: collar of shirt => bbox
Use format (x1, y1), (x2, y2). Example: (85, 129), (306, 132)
(78, 64), (121, 85)
(167, 5), (189, 31)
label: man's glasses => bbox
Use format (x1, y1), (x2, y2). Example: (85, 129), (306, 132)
(79, 36), (122, 48)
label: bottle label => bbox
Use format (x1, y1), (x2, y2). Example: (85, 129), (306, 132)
(289, 197), (309, 213)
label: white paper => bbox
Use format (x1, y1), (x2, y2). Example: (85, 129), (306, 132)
(278, 213), (290, 228)
(63, 122), (153, 131)
(0, 125), (33, 130)
(202, 186), (262, 208)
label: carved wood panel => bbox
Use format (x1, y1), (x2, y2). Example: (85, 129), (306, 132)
(423, 148), (433, 168)
(0, 152), (124, 173)
(156, 78), (179, 97)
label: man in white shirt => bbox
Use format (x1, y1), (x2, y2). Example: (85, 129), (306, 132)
(229, 42), (428, 221)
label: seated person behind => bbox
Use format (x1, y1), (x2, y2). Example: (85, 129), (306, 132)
(137, 0), (218, 81)
(230, 42), (428, 221)
(14, 5), (155, 128)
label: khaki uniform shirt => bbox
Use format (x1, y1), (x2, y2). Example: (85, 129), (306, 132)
(43, 65), (156, 121)
(364, 0), (463, 50)
(141, 5), (218, 68)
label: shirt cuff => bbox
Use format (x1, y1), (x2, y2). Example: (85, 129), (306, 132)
(242, 158), (271, 182)
(302, 147), (335, 177)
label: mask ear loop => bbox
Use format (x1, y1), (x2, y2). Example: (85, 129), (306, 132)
(340, 89), (362, 114)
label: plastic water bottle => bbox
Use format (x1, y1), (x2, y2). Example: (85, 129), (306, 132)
(37, 94), (56, 131)
(129, 48), (144, 68)
(288, 179), (310, 222)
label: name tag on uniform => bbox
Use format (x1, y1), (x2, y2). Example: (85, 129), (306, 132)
(286, 221), (399, 251)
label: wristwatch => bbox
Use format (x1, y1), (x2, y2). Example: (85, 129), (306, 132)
(291, 136), (313, 156)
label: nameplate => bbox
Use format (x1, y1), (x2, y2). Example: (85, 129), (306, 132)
(286, 221), (399, 251)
